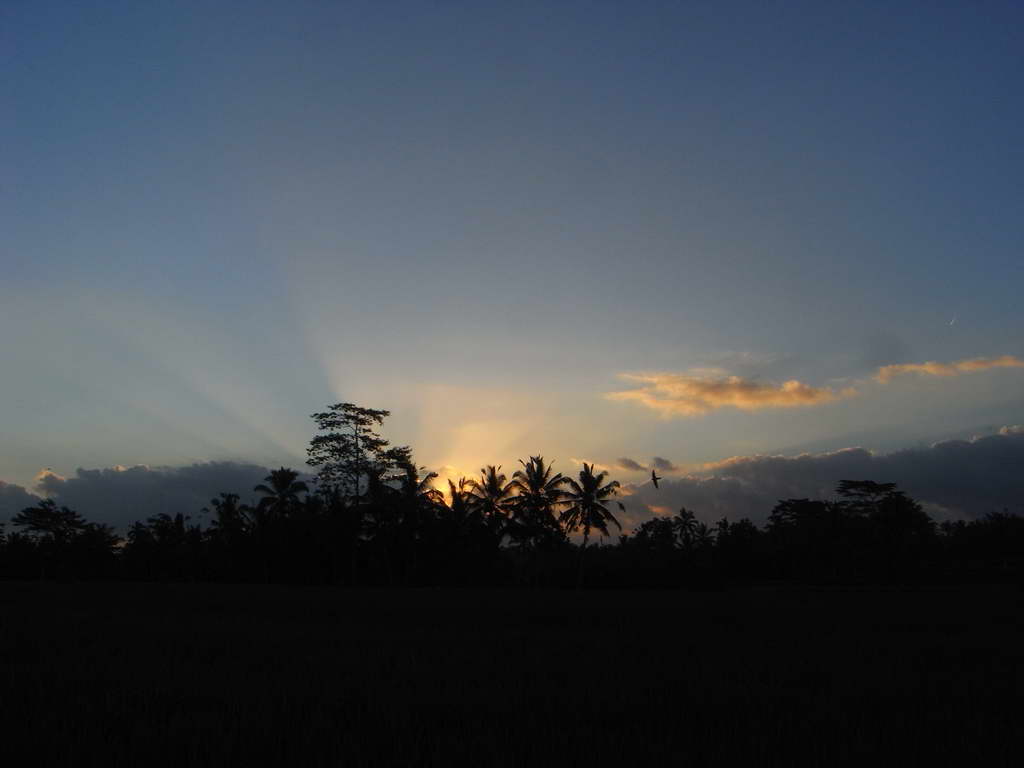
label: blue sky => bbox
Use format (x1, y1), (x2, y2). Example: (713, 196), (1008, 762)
(3, 1), (1023, 513)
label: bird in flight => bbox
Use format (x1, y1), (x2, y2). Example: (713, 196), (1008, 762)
(617, 501), (626, 513)
(651, 470), (662, 489)
(949, 314), (957, 326)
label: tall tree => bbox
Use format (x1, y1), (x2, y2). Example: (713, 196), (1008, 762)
(560, 463), (621, 587)
(307, 403), (410, 501)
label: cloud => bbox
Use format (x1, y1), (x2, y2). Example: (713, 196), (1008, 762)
(651, 456), (677, 472)
(0, 481), (40, 523)
(607, 372), (856, 417)
(608, 354), (1024, 420)
(876, 355), (1024, 383)
(621, 426), (1024, 529)
(616, 457), (647, 472)
(19, 462), (279, 530)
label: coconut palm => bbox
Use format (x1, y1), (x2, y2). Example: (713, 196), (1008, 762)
(253, 467), (309, 520)
(672, 507), (701, 550)
(397, 464), (444, 524)
(509, 456), (567, 548)
(693, 521), (714, 550)
(560, 463), (621, 587)
(398, 464), (443, 502)
(446, 477), (474, 527)
(203, 493), (249, 540)
(395, 463), (444, 580)
(468, 465), (515, 535)
(251, 467), (308, 583)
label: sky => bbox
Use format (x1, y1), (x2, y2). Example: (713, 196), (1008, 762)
(3, 0), (1023, 527)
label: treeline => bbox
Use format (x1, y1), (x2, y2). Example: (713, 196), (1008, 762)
(1, 403), (1021, 586)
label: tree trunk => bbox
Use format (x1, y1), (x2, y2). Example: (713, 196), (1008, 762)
(349, 536), (357, 586)
(576, 531), (589, 589)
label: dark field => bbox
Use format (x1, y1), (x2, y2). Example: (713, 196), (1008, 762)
(2, 583), (1021, 766)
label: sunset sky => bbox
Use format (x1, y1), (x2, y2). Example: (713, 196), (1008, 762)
(3, 1), (1023, 527)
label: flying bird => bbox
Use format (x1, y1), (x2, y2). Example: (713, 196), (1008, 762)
(651, 470), (661, 489)
(949, 314), (957, 326)
(617, 501), (626, 512)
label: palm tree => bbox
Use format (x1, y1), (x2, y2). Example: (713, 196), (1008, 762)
(560, 463), (621, 587)
(693, 521), (714, 550)
(361, 465), (400, 584)
(397, 463), (444, 534)
(673, 507), (701, 551)
(203, 493), (249, 540)
(509, 456), (567, 549)
(398, 464), (444, 508)
(253, 467), (309, 520)
(396, 464), (444, 581)
(251, 467), (308, 583)
(468, 465), (515, 537)
(446, 477), (474, 527)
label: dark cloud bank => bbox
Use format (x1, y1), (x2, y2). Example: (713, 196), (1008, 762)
(2, 428), (1023, 531)
(1, 462), (274, 530)
(0, 482), (39, 525)
(619, 426), (1024, 530)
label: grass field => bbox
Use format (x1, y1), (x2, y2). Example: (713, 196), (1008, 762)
(2, 582), (1021, 766)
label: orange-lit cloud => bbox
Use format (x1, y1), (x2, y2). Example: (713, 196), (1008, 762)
(876, 355), (1024, 383)
(606, 372), (856, 417)
(33, 468), (67, 491)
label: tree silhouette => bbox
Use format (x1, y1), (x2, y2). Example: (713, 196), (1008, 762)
(632, 516), (677, 553)
(560, 463), (621, 587)
(5, 399), (1021, 588)
(673, 507), (701, 552)
(394, 464), (444, 581)
(837, 480), (934, 578)
(468, 465), (515, 536)
(835, 480), (899, 512)
(202, 493), (250, 579)
(506, 456), (568, 584)
(204, 493), (249, 540)
(446, 477), (474, 528)
(249, 468), (307, 582)
(307, 403), (410, 501)
(11, 499), (87, 543)
(254, 467), (309, 519)
(11, 499), (96, 579)
(509, 456), (567, 550)
(397, 464), (444, 510)
(316, 485), (361, 585)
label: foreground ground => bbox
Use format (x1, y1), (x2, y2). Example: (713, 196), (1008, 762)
(1, 582), (1021, 765)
